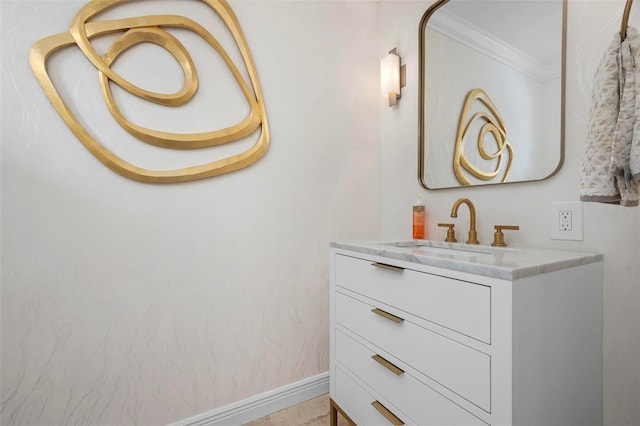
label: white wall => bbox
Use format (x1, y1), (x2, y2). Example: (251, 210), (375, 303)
(0, 1), (379, 425)
(379, 1), (639, 425)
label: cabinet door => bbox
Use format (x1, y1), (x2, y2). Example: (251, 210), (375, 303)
(335, 254), (491, 343)
(336, 330), (486, 425)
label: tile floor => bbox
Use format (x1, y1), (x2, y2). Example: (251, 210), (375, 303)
(243, 393), (350, 426)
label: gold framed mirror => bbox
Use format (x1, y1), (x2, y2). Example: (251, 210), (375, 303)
(418, 0), (566, 189)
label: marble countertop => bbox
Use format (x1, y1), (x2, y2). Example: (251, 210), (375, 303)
(330, 240), (603, 280)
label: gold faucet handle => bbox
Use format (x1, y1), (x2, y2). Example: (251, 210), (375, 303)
(437, 223), (457, 243)
(492, 225), (520, 247)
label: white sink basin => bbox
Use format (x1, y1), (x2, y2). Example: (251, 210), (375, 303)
(376, 241), (501, 258)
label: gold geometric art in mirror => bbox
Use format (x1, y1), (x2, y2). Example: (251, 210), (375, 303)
(418, 0), (566, 189)
(30, 0), (269, 183)
(453, 88), (513, 186)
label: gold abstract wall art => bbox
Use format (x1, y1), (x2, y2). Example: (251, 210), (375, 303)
(453, 88), (513, 186)
(30, 0), (269, 183)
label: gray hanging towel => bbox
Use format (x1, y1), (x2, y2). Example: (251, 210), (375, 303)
(580, 27), (640, 207)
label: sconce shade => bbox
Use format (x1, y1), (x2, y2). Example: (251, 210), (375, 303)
(380, 48), (405, 107)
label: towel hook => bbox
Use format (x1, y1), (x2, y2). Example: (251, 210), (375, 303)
(621, 0), (634, 40)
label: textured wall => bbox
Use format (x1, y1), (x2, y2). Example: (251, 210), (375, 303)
(0, 1), (379, 425)
(378, 1), (639, 425)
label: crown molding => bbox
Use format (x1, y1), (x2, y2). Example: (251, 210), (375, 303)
(429, 11), (560, 83)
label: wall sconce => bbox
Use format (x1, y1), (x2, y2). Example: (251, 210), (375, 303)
(380, 48), (406, 107)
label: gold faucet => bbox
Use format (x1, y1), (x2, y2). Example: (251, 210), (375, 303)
(450, 198), (479, 244)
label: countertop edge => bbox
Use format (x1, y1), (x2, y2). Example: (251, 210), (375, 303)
(330, 241), (603, 280)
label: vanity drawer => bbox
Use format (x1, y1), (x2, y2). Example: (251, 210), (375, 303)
(336, 330), (486, 425)
(335, 254), (491, 343)
(335, 366), (413, 425)
(336, 292), (491, 411)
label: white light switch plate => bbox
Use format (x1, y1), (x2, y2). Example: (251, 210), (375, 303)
(550, 202), (583, 240)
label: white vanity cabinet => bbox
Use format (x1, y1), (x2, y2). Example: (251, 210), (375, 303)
(329, 243), (603, 426)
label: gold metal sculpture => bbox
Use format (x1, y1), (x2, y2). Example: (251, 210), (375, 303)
(453, 88), (513, 186)
(30, 0), (269, 183)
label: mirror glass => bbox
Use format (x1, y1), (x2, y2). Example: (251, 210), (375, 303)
(419, 0), (566, 189)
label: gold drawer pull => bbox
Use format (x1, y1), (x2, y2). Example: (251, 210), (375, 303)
(371, 262), (404, 272)
(371, 354), (405, 376)
(371, 400), (404, 425)
(371, 308), (404, 324)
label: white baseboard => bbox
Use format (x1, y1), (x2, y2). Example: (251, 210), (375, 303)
(172, 372), (330, 426)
